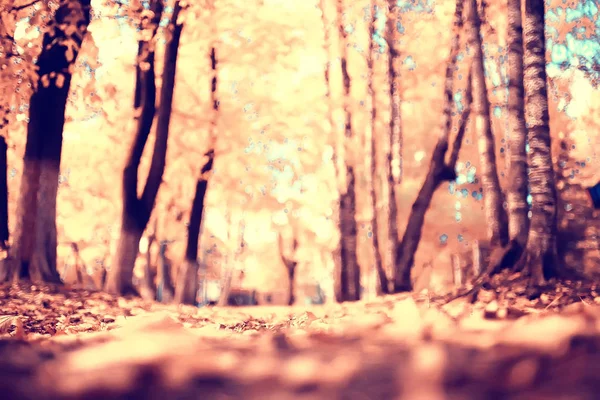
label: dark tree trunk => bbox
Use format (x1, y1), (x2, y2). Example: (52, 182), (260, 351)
(105, 0), (161, 295)
(0, 136), (8, 251)
(175, 44), (218, 305)
(106, 0), (184, 295)
(393, 0), (467, 292)
(156, 240), (175, 303)
(337, 169), (361, 301)
(368, 2), (389, 295)
(523, 0), (559, 283)
(279, 233), (299, 306)
(465, 0), (509, 248)
(2, 0), (92, 283)
(334, 0), (361, 302)
(506, 0), (529, 247)
(385, 0), (402, 294)
(175, 159), (212, 304)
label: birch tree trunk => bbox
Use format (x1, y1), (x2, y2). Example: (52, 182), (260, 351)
(506, 0), (530, 247)
(465, 0), (509, 248)
(523, 0), (559, 283)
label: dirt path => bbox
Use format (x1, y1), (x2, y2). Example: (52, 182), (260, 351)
(1, 283), (600, 399)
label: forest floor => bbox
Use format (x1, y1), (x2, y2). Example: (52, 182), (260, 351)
(2, 272), (600, 399)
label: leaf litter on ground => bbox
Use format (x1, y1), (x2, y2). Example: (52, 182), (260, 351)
(2, 277), (600, 398)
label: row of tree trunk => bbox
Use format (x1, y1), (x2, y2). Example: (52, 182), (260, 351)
(0, 0), (565, 303)
(330, 0), (560, 301)
(0, 0), (218, 305)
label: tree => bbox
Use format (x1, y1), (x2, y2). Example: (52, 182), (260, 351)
(465, 0), (508, 248)
(0, 135), (8, 251)
(334, 0), (361, 302)
(2, 0), (92, 282)
(393, 0), (470, 292)
(174, 39), (218, 305)
(278, 231), (299, 306)
(522, 0), (559, 283)
(385, 0), (402, 294)
(505, 0), (530, 259)
(174, 148), (215, 304)
(105, 0), (185, 295)
(368, 2), (389, 295)
(174, 37), (217, 305)
(156, 240), (175, 302)
(319, 0), (344, 193)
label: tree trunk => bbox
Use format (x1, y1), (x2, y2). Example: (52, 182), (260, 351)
(287, 263), (297, 306)
(385, 0), (402, 293)
(2, 0), (92, 283)
(465, 0), (509, 248)
(156, 241), (174, 302)
(104, 2), (160, 293)
(523, 0), (558, 283)
(139, 226), (157, 301)
(318, 0), (343, 302)
(338, 169), (361, 301)
(334, 0), (361, 302)
(320, 0), (345, 193)
(0, 136), (8, 251)
(175, 174), (210, 304)
(393, 0), (467, 292)
(106, 0), (184, 295)
(506, 0), (529, 247)
(175, 43), (218, 305)
(367, 3), (389, 295)
(279, 233), (299, 306)
(386, 0), (403, 185)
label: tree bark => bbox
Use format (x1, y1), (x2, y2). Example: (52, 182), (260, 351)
(465, 0), (509, 248)
(506, 0), (529, 247)
(385, 0), (402, 293)
(393, 0), (467, 292)
(106, 0), (184, 295)
(156, 240), (174, 302)
(523, 0), (558, 283)
(0, 136), (8, 251)
(386, 0), (402, 186)
(175, 42), (217, 304)
(320, 0), (345, 194)
(334, 0), (361, 302)
(278, 233), (298, 306)
(174, 164), (211, 304)
(2, 0), (92, 283)
(368, 2), (389, 295)
(318, 0), (343, 302)
(338, 170), (361, 301)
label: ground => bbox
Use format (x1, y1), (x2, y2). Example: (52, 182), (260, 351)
(2, 277), (600, 399)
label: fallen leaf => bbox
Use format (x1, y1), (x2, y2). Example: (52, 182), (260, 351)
(0, 315), (14, 334)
